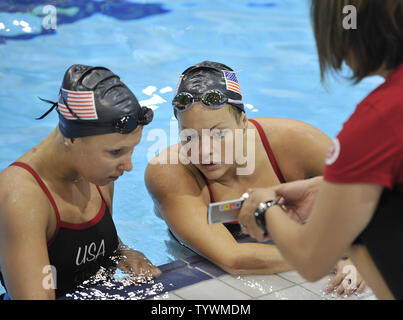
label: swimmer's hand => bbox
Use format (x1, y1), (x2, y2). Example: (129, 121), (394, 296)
(274, 176), (323, 224)
(117, 249), (162, 279)
(325, 259), (367, 297)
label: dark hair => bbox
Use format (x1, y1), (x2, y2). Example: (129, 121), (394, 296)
(311, 0), (403, 83)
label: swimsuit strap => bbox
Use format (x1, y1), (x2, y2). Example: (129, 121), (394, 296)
(8, 162), (107, 244)
(248, 118), (286, 183)
(95, 185), (111, 216)
(9, 162), (62, 223)
(9, 162), (62, 245)
(95, 185), (106, 202)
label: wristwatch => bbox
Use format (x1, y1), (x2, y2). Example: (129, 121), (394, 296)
(254, 199), (281, 236)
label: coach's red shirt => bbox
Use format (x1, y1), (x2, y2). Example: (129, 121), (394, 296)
(324, 63), (403, 194)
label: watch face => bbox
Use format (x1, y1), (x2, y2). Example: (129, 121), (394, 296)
(258, 202), (267, 212)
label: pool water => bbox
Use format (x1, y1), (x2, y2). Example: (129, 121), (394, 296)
(0, 0), (384, 296)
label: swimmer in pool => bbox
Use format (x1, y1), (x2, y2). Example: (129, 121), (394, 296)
(145, 60), (366, 296)
(0, 64), (161, 300)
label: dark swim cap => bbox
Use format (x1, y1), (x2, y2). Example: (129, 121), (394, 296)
(174, 61), (245, 117)
(37, 64), (153, 138)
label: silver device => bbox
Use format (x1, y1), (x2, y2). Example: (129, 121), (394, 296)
(207, 193), (249, 224)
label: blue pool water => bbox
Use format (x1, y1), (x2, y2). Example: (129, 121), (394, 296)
(0, 0), (384, 295)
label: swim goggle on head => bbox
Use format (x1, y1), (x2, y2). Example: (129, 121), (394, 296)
(37, 92), (153, 137)
(112, 113), (142, 134)
(172, 89), (240, 114)
(172, 62), (245, 117)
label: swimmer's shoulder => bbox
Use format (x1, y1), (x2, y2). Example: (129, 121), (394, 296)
(0, 165), (53, 235)
(249, 117), (331, 179)
(249, 116), (330, 148)
(249, 116), (319, 137)
(145, 144), (207, 200)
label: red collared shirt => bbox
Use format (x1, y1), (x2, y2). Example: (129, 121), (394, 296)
(324, 63), (403, 193)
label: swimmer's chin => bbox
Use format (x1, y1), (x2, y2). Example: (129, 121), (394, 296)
(97, 176), (120, 186)
(96, 180), (112, 187)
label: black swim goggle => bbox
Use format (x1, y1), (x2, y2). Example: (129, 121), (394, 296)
(172, 89), (242, 114)
(97, 107), (153, 134)
(37, 96), (153, 135)
(112, 114), (139, 134)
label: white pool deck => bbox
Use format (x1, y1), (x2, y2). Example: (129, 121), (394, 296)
(152, 270), (376, 301)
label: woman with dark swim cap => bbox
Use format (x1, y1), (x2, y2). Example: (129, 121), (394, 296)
(145, 61), (366, 296)
(238, 0), (403, 300)
(0, 64), (160, 300)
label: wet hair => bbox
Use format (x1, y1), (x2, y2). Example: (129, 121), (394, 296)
(311, 0), (403, 83)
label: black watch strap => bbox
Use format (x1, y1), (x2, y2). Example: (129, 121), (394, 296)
(254, 200), (280, 236)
